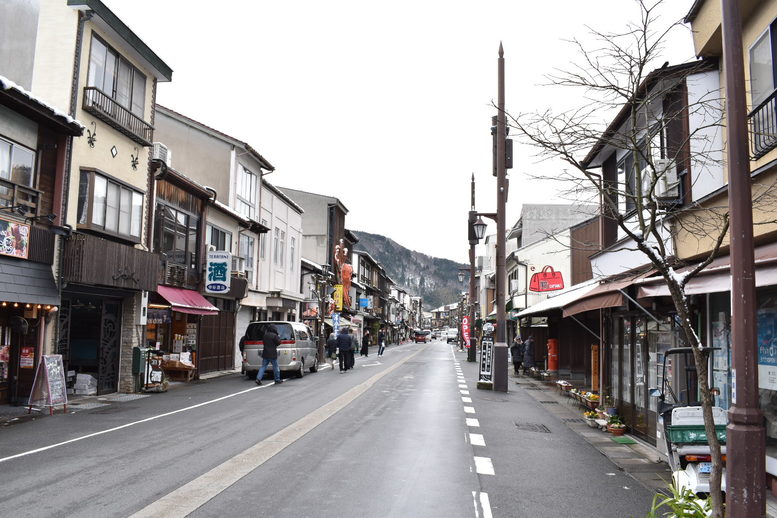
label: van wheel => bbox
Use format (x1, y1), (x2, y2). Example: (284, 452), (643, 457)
(310, 355), (319, 373)
(297, 361), (305, 378)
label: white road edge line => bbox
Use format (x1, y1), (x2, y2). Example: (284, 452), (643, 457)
(126, 344), (430, 518)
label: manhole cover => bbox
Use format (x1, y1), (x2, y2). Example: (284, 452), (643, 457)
(98, 394), (150, 402)
(514, 422), (551, 433)
(69, 402), (110, 411)
(538, 400), (558, 404)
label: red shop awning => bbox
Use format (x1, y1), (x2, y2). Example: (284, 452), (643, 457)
(157, 286), (219, 316)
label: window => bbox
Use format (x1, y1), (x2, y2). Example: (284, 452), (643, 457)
(77, 170), (143, 241)
(279, 230), (286, 268)
(290, 236), (296, 272)
(236, 165), (257, 219)
(0, 137), (35, 188)
(273, 227), (280, 265)
(157, 204), (198, 270)
(87, 35), (147, 117)
(239, 234), (255, 284)
(751, 22), (777, 107)
(207, 225), (232, 252)
(260, 218), (268, 259)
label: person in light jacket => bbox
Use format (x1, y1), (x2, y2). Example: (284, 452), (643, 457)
(256, 324), (282, 385)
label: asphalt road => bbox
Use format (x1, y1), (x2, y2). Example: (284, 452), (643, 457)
(0, 340), (655, 518)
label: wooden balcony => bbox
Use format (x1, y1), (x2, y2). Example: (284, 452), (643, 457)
(82, 87), (153, 146)
(62, 233), (161, 291)
(0, 178), (42, 218)
(749, 89), (777, 159)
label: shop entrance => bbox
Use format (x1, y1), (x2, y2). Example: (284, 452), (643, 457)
(60, 296), (121, 395)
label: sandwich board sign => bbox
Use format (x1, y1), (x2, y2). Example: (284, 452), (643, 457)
(28, 354), (68, 414)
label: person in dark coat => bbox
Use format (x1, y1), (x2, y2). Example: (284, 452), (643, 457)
(522, 336), (535, 374)
(377, 328), (387, 357)
(256, 324), (282, 385)
(337, 327), (353, 372)
(361, 329), (371, 357)
(510, 336), (524, 375)
(326, 332), (338, 371)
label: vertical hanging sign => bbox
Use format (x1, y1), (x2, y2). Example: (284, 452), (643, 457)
(333, 284), (343, 311)
(205, 251), (231, 294)
(462, 316), (471, 348)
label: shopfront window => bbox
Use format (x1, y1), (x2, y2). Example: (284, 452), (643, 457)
(757, 290), (777, 444)
(610, 320), (620, 404)
(709, 293), (731, 410)
(622, 319), (632, 404)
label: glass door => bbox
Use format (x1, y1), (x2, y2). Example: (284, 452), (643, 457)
(632, 318), (649, 437)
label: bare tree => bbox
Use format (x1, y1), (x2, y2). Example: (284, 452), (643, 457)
(503, 1), (747, 514)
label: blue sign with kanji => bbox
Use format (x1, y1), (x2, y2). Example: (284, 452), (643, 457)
(205, 251), (232, 293)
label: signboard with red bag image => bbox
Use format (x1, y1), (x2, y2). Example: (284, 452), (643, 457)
(529, 266), (565, 292)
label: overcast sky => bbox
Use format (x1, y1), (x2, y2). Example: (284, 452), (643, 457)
(104, 0), (696, 264)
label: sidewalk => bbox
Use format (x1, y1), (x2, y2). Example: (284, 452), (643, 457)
(503, 365), (777, 516)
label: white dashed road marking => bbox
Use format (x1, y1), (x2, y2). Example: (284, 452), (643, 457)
(466, 418), (480, 427)
(462, 397), (472, 403)
(469, 433), (485, 446)
(474, 456), (495, 475)
(464, 406), (475, 414)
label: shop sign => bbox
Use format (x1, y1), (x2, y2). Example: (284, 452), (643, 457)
(205, 251), (231, 293)
(359, 297), (369, 308)
(479, 335), (493, 382)
(462, 316), (471, 347)
(148, 308), (171, 324)
(332, 312), (340, 336)
(0, 218), (30, 259)
(20, 346), (35, 368)
(28, 354), (67, 411)
(333, 284), (343, 311)
(529, 265), (564, 292)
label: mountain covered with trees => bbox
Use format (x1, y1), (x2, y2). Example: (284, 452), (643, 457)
(352, 230), (467, 311)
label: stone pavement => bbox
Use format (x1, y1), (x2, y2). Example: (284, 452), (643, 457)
(513, 374), (673, 494)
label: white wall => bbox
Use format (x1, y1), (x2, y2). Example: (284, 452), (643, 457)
(259, 185), (303, 299)
(686, 70), (725, 200)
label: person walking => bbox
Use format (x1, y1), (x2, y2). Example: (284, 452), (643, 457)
(255, 324), (282, 385)
(348, 328), (356, 369)
(326, 332), (338, 371)
(522, 336), (535, 375)
(361, 329), (370, 357)
(377, 327), (387, 357)
(337, 326), (353, 372)
(510, 336), (524, 375)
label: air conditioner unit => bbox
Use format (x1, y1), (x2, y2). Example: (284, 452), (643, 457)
(509, 279), (521, 293)
(152, 142), (170, 166)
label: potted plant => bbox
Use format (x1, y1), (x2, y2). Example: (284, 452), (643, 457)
(583, 410), (598, 428)
(607, 415), (626, 436)
(584, 393), (600, 409)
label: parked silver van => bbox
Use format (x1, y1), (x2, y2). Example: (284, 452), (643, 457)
(240, 321), (319, 379)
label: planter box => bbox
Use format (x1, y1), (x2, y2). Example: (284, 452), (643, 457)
(585, 418), (598, 428)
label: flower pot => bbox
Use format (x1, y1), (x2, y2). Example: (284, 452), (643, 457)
(608, 426), (626, 436)
(585, 418), (598, 428)
(585, 399), (599, 409)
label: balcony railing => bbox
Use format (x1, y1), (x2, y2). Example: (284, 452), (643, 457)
(82, 87), (153, 146)
(749, 89), (777, 159)
(0, 178), (41, 217)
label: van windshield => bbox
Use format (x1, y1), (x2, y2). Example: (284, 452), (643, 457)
(244, 323), (294, 341)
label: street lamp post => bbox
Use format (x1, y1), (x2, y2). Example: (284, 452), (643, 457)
(492, 43), (509, 393)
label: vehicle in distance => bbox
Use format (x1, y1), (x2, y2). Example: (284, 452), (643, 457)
(446, 328), (458, 343)
(241, 321), (319, 379)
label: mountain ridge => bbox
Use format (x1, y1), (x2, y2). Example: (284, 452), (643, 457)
(352, 230), (467, 311)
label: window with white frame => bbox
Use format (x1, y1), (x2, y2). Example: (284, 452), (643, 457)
(236, 165), (257, 219)
(87, 35), (146, 117)
(290, 236), (296, 273)
(260, 218), (268, 259)
(239, 234), (255, 284)
(279, 229), (286, 268)
(273, 227), (280, 265)
(750, 22), (777, 107)
(77, 169), (143, 241)
(207, 224), (232, 252)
